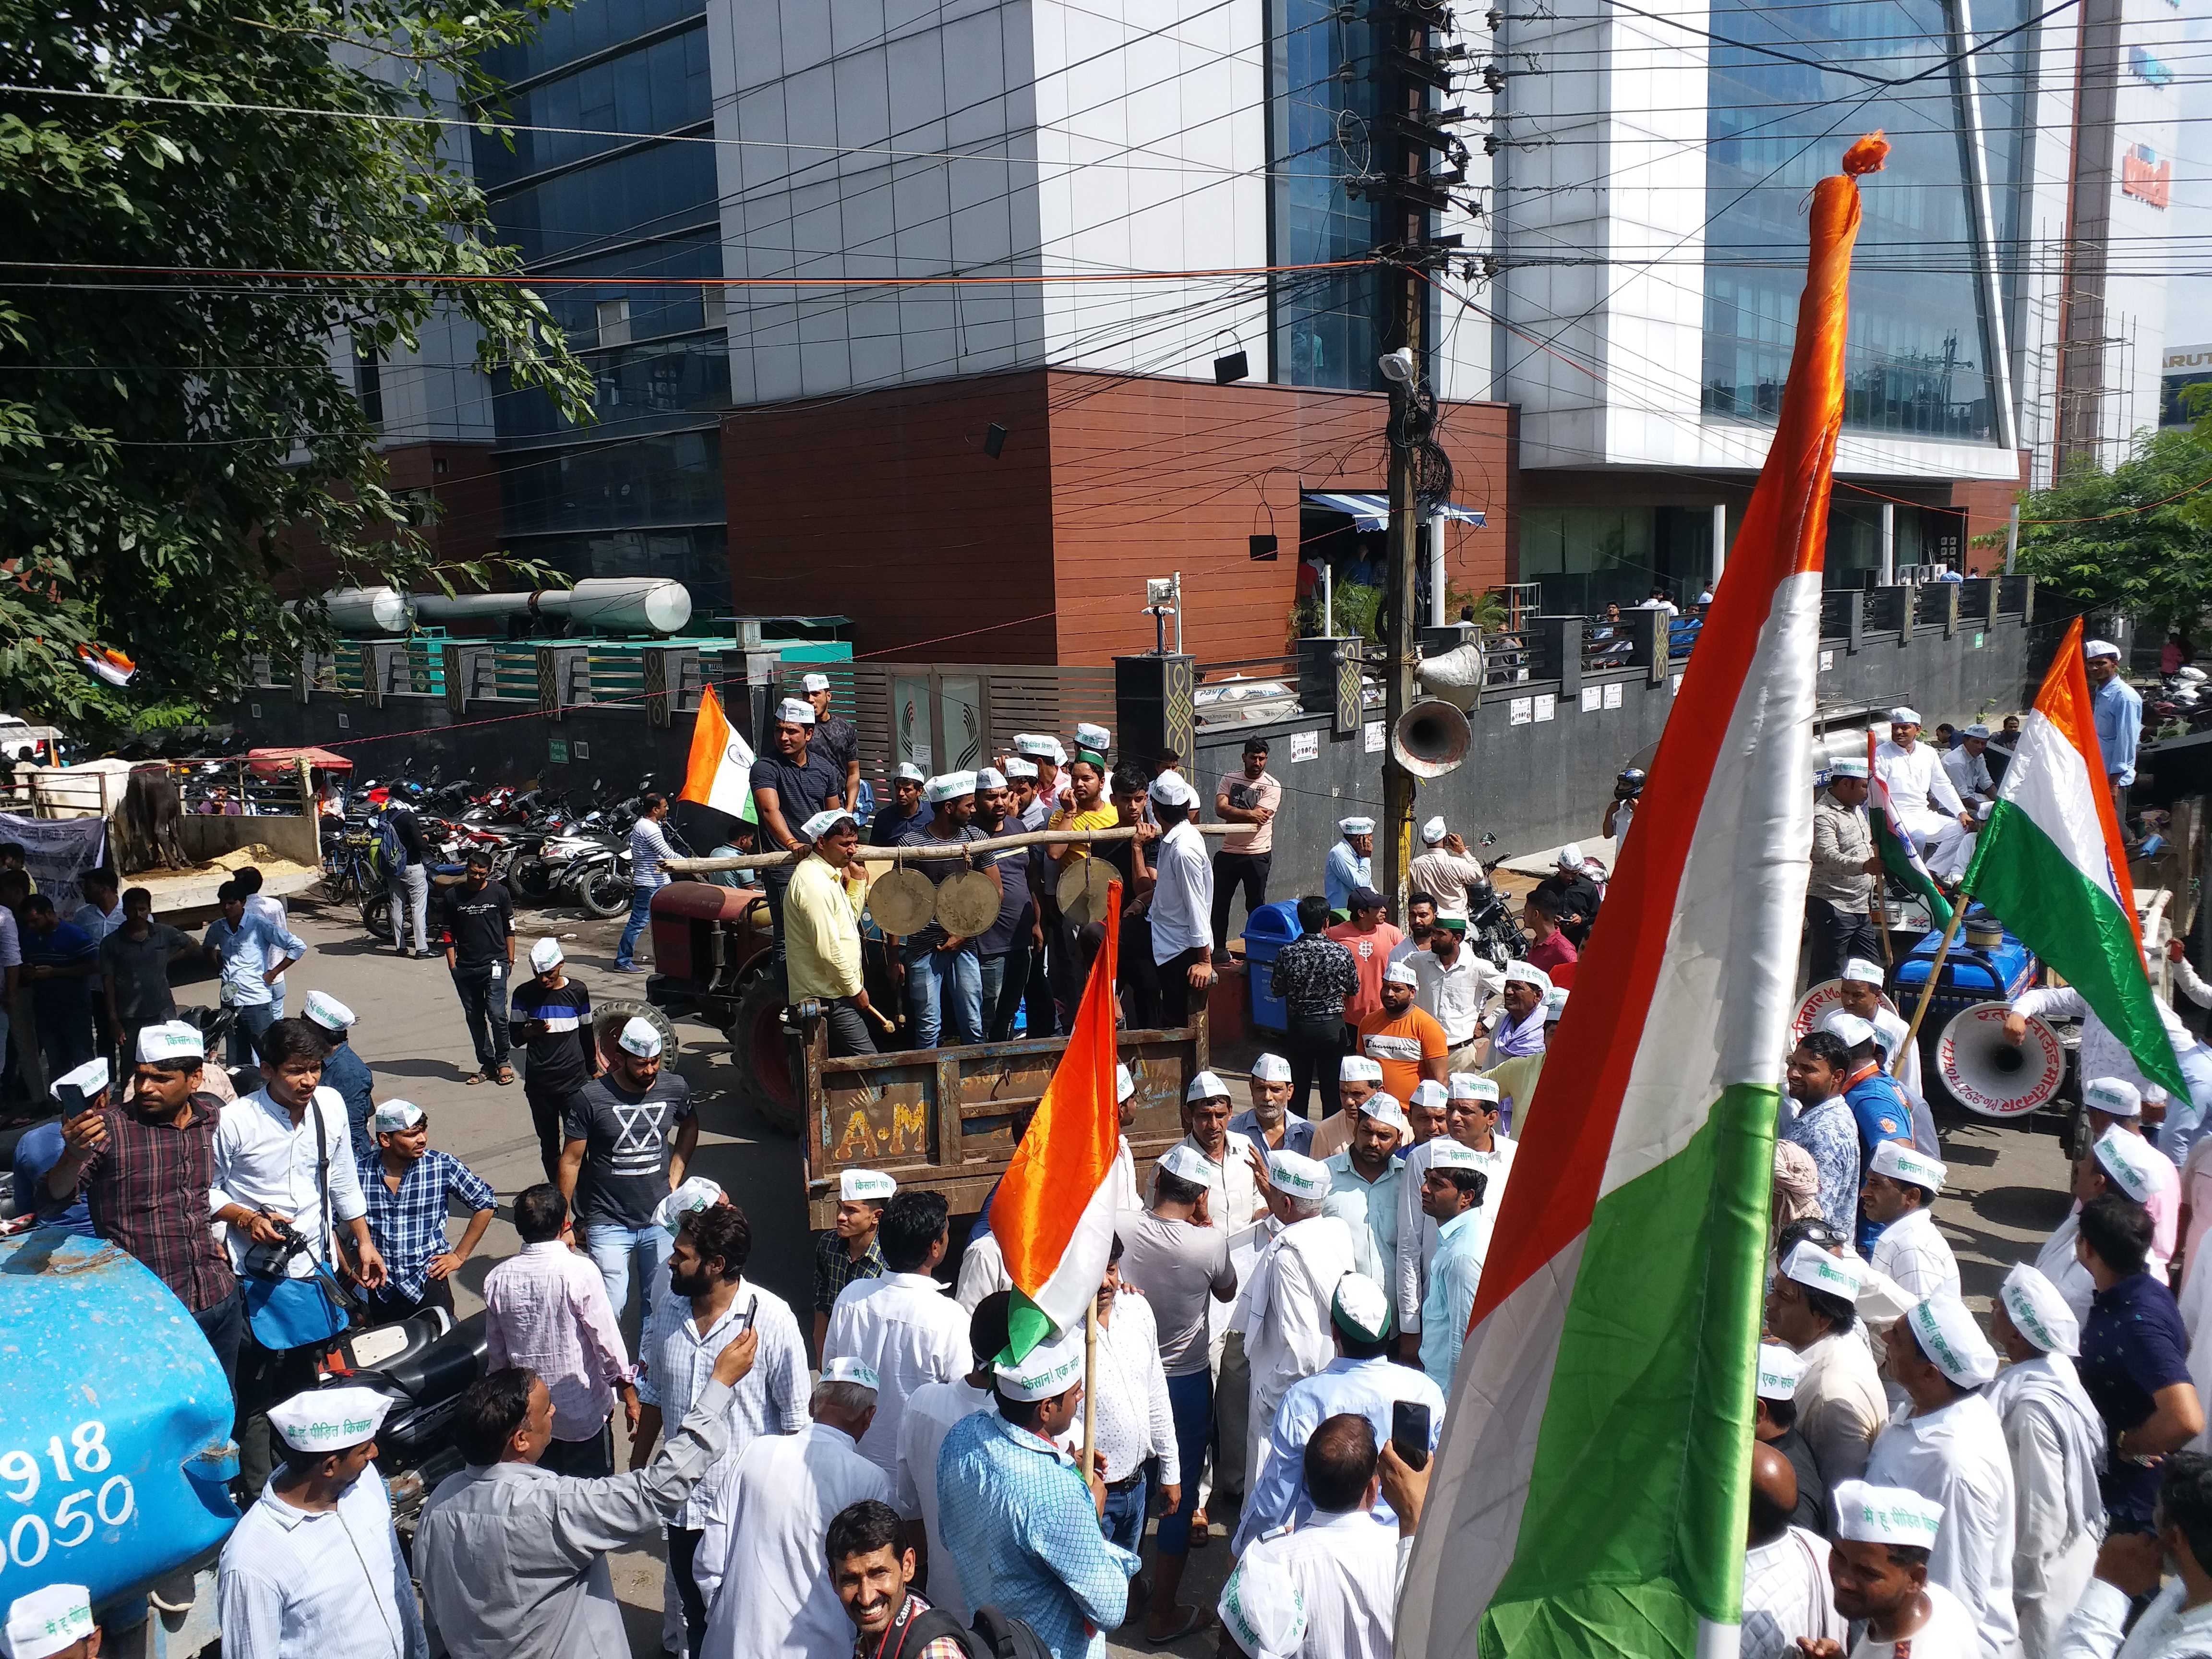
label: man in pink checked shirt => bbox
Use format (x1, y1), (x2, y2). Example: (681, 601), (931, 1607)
(483, 1182), (639, 1477)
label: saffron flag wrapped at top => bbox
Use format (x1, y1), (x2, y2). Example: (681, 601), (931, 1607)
(991, 879), (1125, 1361)
(1961, 619), (2185, 1097)
(1397, 134), (1889, 1659)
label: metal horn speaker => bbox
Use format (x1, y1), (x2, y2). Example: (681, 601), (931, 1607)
(1936, 1003), (2065, 1120)
(1391, 698), (1471, 779)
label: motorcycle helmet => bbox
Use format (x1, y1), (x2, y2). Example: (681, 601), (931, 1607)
(1617, 767), (1647, 796)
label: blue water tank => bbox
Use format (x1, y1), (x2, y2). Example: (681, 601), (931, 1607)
(0, 1230), (238, 1610)
(1895, 905), (2038, 1031)
(1242, 901), (1303, 1032)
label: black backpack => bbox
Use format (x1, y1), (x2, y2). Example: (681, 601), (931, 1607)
(895, 1604), (1052, 1659)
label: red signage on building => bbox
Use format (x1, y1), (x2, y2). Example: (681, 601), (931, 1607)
(2123, 143), (2172, 209)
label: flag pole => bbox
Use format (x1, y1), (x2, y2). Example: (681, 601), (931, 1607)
(1896, 879), (1975, 1064)
(1867, 730), (1894, 973)
(1082, 1297), (1099, 1482)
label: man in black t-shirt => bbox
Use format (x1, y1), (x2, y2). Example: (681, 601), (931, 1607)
(748, 697), (845, 962)
(558, 1014), (696, 1317)
(508, 935), (599, 1185)
(439, 851), (516, 1084)
(803, 671), (862, 811)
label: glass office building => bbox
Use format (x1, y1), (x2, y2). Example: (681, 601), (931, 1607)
(475, 0), (732, 603)
(1701, 0), (2035, 445)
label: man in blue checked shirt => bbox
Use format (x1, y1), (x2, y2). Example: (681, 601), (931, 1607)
(937, 1322), (1138, 1658)
(356, 1101), (496, 1322)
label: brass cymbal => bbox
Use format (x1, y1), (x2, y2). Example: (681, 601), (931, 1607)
(935, 867), (1004, 938)
(1055, 856), (1117, 927)
(867, 866), (938, 936)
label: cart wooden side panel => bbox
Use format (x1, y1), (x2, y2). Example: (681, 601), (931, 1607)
(800, 1015), (1209, 1226)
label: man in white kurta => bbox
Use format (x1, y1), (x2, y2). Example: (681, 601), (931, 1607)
(893, 1294), (1003, 1624)
(1876, 708), (1973, 870)
(822, 1197), (970, 1477)
(694, 1362), (894, 1659)
(1988, 1264), (2104, 1659)
(1865, 1141), (1962, 1306)
(1741, 1441), (1843, 1659)
(1768, 1242), (1887, 1485)
(1238, 1151), (1363, 1488)
(1178, 1069), (1269, 1506)
(1867, 1294), (2021, 1659)
(2011, 990), (2212, 1170)
(1393, 1073), (1514, 1352)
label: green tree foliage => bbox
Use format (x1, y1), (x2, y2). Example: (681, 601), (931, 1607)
(0, 0), (593, 724)
(2014, 420), (2212, 639)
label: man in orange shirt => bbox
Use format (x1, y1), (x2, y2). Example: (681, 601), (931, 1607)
(1325, 888), (1403, 1037)
(1355, 960), (1450, 1101)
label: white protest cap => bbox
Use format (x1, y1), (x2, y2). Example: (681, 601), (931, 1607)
(1383, 958), (1420, 988)
(802, 671), (831, 693)
(1448, 1073), (1501, 1103)
(136, 1020), (206, 1064)
(1556, 843), (1584, 869)
(53, 1058), (109, 1102)
(268, 1383), (392, 1453)
(2084, 638), (2122, 661)
(1358, 1093), (1410, 1136)
(1840, 958), (1887, 986)
(1867, 1140), (1946, 1194)
(1117, 1062), (1136, 1103)
(800, 809), (852, 840)
(2000, 1262), (2080, 1357)
(1502, 961), (1553, 993)
(995, 1323), (1088, 1401)
(1013, 733), (1067, 763)
(923, 771), (977, 804)
(652, 1176), (725, 1232)
(1827, 757), (1870, 780)
(1268, 1150), (1331, 1198)
(775, 697), (817, 726)
(371, 1100), (424, 1134)
(1340, 1055), (1383, 1083)
(1963, 723), (1990, 739)
(2094, 1124), (2162, 1204)
(1904, 1292), (2000, 1386)
(529, 936), (565, 973)
(1420, 816), (1448, 845)
(1818, 1010), (1877, 1049)
(1331, 1274), (1395, 1343)
(1147, 770), (1198, 809)
(1218, 1551), (1308, 1659)
(1186, 1070), (1231, 1103)
(841, 1169), (897, 1203)
(1888, 706), (1922, 727)
(1338, 816), (1376, 836)
(617, 1016), (663, 1058)
(820, 1355), (880, 1391)
(974, 767), (1007, 791)
(2, 1585), (95, 1659)
(1755, 1342), (1807, 1401)
(895, 761), (928, 783)
(1409, 1078), (1448, 1112)
(1158, 1144), (1215, 1186)
(1074, 722), (1112, 753)
(1428, 1140), (1485, 1175)
(1003, 757), (1038, 780)
(1251, 1053), (1292, 1084)
(1544, 987), (1570, 1022)
(1780, 1240), (1865, 1302)
(1832, 1479), (1944, 1550)
(304, 990), (356, 1032)
(2084, 1076), (2144, 1118)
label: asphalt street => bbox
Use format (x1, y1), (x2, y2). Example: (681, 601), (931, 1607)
(168, 894), (2078, 1659)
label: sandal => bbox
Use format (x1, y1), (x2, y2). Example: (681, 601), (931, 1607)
(1143, 1605), (1210, 1647)
(465, 1071), (487, 1085)
(494, 1067), (516, 1086)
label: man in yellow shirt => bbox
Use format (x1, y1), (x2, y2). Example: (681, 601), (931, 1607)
(786, 809), (879, 1056)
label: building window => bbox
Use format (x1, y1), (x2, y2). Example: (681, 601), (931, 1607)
(352, 338), (383, 427)
(596, 299), (632, 347)
(1701, 0), (2007, 443)
(1269, 0), (1387, 389)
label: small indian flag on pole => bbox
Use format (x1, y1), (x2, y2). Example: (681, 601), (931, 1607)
(680, 684), (757, 824)
(991, 879), (1124, 1360)
(1962, 619), (2185, 1096)
(1867, 730), (1955, 927)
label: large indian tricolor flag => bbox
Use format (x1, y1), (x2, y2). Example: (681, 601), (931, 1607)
(1397, 135), (1890, 1659)
(990, 878), (1124, 1360)
(680, 684), (757, 824)
(1961, 619), (2185, 1097)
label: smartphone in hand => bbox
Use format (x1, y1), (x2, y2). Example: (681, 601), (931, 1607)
(1392, 1399), (1432, 1472)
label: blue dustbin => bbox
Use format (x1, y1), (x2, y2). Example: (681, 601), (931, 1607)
(1243, 901), (1302, 1033)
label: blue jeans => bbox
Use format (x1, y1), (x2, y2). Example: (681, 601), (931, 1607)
(1102, 1470), (1149, 1555)
(615, 884), (655, 968)
(585, 1219), (672, 1320)
(228, 1001), (277, 1068)
(1158, 1370), (1212, 1555)
(902, 940), (982, 1047)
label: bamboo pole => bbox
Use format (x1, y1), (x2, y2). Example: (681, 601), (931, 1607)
(661, 821), (1244, 875)
(1082, 1298), (1100, 1494)
(1896, 886), (1975, 1061)
(1867, 730), (1894, 972)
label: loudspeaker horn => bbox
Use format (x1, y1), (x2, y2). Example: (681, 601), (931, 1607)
(1936, 1003), (2066, 1120)
(1391, 698), (1471, 779)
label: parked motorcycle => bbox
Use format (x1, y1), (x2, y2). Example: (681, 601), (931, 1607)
(331, 1308), (487, 1526)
